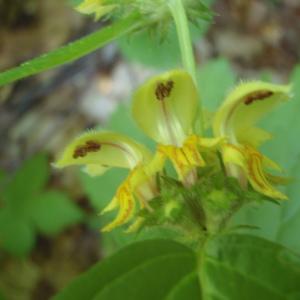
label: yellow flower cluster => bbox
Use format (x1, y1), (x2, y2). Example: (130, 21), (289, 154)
(55, 70), (290, 231)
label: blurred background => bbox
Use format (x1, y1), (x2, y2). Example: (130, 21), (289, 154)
(0, 0), (299, 299)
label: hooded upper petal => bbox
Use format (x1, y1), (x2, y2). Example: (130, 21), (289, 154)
(213, 81), (291, 199)
(213, 81), (291, 144)
(54, 130), (151, 171)
(132, 70), (198, 146)
(54, 130), (161, 231)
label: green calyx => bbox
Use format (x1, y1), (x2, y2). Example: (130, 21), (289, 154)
(136, 165), (272, 243)
(76, 0), (213, 33)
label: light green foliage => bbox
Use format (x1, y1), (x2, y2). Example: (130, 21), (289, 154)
(201, 234), (300, 299)
(53, 239), (198, 300)
(118, 22), (210, 69)
(118, 27), (182, 69)
(197, 58), (236, 111)
(107, 105), (154, 150)
(0, 154), (84, 257)
(30, 191), (83, 235)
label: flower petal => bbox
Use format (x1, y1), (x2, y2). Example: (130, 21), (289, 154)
(101, 195), (119, 214)
(213, 81), (291, 143)
(132, 70), (198, 146)
(224, 145), (287, 200)
(101, 166), (156, 231)
(245, 147), (287, 200)
(102, 181), (136, 232)
(237, 127), (272, 148)
(54, 130), (151, 170)
(222, 144), (246, 168)
(158, 136), (205, 181)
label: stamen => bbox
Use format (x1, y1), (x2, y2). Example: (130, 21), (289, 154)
(155, 80), (174, 101)
(73, 140), (101, 159)
(244, 90), (273, 105)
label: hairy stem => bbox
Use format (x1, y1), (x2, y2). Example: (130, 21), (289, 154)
(168, 0), (204, 134)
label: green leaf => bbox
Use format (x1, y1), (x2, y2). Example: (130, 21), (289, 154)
(197, 58), (236, 111)
(30, 191), (84, 235)
(276, 157), (300, 251)
(0, 209), (35, 257)
(3, 153), (49, 213)
(53, 239), (197, 300)
(0, 13), (141, 87)
(201, 234), (300, 300)
(268, 65), (300, 251)
(118, 26), (182, 69)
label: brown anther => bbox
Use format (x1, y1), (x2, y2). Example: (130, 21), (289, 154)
(244, 90), (274, 105)
(73, 147), (87, 159)
(155, 80), (174, 101)
(73, 140), (101, 159)
(86, 140), (101, 152)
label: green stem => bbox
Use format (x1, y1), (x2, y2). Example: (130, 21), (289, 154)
(168, 0), (205, 134)
(0, 12), (142, 87)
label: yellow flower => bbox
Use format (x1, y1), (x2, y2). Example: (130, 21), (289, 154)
(55, 131), (159, 231)
(132, 69), (223, 184)
(76, 0), (117, 20)
(213, 81), (291, 200)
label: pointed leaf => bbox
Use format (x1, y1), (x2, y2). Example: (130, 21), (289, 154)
(31, 191), (84, 235)
(53, 239), (197, 300)
(3, 154), (49, 211)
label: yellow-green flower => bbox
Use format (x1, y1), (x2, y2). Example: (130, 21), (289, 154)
(55, 131), (160, 232)
(76, 0), (117, 20)
(55, 70), (224, 231)
(132, 69), (223, 184)
(213, 81), (291, 200)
